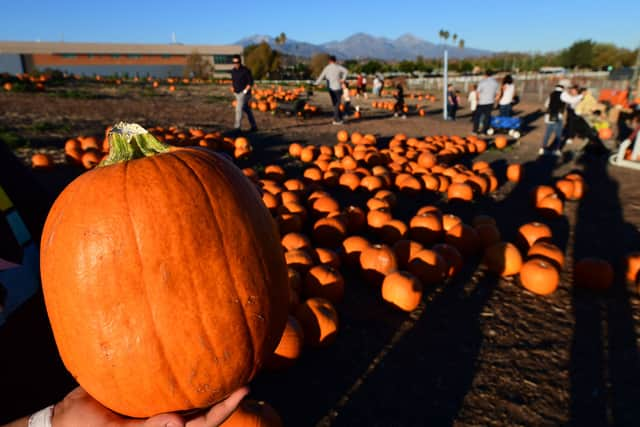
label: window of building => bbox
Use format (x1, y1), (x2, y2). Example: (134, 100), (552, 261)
(213, 55), (234, 64)
(60, 54), (77, 58)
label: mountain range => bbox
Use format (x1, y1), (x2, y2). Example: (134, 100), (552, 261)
(235, 33), (492, 61)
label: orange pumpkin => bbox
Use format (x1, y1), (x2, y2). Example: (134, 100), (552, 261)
(315, 247), (341, 270)
(447, 182), (474, 202)
(407, 249), (447, 285)
(359, 244), (398, 286)
(294, 297), (339, 347)
(40, 123), (288, 417)
(517, 222), (552, 250)
(494, 136), (508, 149)
(392, 240), (424, 270)
(409, 213), (443, 246)
(341, 235), (370, 267)
(264, 316), (304, 370)
(432, 243), (464, 278)
(312, 217), (347, 248)
(444, 223), (479, 257)
(537, 193), (564, 218)
(281, 232), (312, 253)
(483, 242), (523, 277)
(31, 153), (53, 168)
(506, 164), (521, 182)
(304, 265), (345, 303)
(527, 242), (565, 269)
(381, 271), (423, 312)
(519, 258), (559, 295)
(222, 399), (283, 427)
(625, 252), (640, 284)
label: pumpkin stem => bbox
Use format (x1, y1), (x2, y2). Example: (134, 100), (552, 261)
(99, 122), (170, 167)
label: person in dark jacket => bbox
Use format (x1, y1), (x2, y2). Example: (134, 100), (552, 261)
(393, 83), (407, 119)
(540, 83), (566, 156)
(230, 55), (257, 132)
(446, 84), (459, 120)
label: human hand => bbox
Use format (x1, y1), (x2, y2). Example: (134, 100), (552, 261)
(52, 386), (249, 427)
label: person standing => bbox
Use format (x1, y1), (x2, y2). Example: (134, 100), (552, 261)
(473, 70), (499, 134)
(372, 76), (383, 96)
(393, 83), (407, 119)
(446, 84), (459, 120)
(497, 74), (515, 117)
(315, 56), (349, 125)
(561, 84), (583, 145)
(467, 83), (478, 122)
(230, 54), (257, 132)
(356, 73), (364, 97)
(361, 74), (368, 98)
(540, 83), (566, 156)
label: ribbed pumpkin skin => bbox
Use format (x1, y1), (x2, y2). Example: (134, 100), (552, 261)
(41, 148), (289, 417)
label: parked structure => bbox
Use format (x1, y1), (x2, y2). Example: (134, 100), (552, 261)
(0, 41), (242, 78)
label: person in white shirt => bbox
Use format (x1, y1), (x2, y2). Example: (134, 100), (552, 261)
(497, 74), (515, 117)
(372, 77), (382, 96)
(561, 85), (583, 144)
(473, 70), (499, 134)
(467, 84), (478, 122)
(314, 55), (349, 124)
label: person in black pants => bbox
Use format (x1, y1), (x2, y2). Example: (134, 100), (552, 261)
(393, 83), (407, 119)
(230, 55), (257, 132)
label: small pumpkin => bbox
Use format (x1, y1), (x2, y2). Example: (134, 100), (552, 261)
(407, 249), (447, 285)
(381, 271), (423, 312)
(359, 244), (398, 286)
(264, 316), (304, 370)
(520, 258), (559, 295)
(625, 252), (640, 284)
(517, 222), (553, 250)
(341, 236), (370, 267)
(574, 258), (614, 290)
(304, 265), (345, 304)
(392, 240), (424, 270)
(483, 242), (523, 277)
(294, 297), (339, 347)
(527, 242), (565, 269)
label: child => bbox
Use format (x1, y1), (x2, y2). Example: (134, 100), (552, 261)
(341, 81), (352, 117)
(393, 83), (406, 119)
(467, 84), (478, 122)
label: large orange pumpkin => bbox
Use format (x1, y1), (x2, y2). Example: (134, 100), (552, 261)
(483, 242), (523, 277)
(520, 258), (559, 295)
(40, 123), (289, 417)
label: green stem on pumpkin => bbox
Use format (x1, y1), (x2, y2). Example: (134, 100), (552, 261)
(99, 122), (170, 167)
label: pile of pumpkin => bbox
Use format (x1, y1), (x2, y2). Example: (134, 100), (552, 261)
(33, 126), (254, 170)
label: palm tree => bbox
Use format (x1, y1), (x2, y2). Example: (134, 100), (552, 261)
(452, 33), (458, 45)
(443, 31), (450, 45)
(459, 39), (465, 50)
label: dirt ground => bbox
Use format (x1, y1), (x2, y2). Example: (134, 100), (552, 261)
(1, 82), (640, 426)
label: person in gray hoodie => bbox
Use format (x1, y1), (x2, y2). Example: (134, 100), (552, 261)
(315, 55), (349, 124)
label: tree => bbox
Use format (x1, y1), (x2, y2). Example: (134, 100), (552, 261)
(452, 33), (458, 45)
(459, 39), (465, 50)
(275, 32), (287, 46)
(361, 60), (384, 75)
(310, 53), (330, 78)
(183, 51), (214, 79)
(560, 39), (595, 69)
(244, 42), (281, 80)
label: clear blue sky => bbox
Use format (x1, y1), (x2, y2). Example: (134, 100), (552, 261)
(1, 0), (638, 53)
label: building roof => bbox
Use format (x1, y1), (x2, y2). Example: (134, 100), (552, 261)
(0, 41), (242, 55)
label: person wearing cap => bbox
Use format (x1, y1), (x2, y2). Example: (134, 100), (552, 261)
(314, 55), (349, 125)
(230, 54), (257, 132)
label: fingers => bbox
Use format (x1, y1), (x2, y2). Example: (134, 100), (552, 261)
(143, 413), (185, 427)
(188, 387), (250, 427)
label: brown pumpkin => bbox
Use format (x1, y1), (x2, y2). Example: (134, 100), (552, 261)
(574, 258), (614, 290)
(40, 123), (288, 417)
(519, 258), (559, 295)
(381, 271), (423, 312)
(294, 297), (339, 347)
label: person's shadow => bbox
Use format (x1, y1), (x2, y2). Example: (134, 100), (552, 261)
(569, 154), (640, 426)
